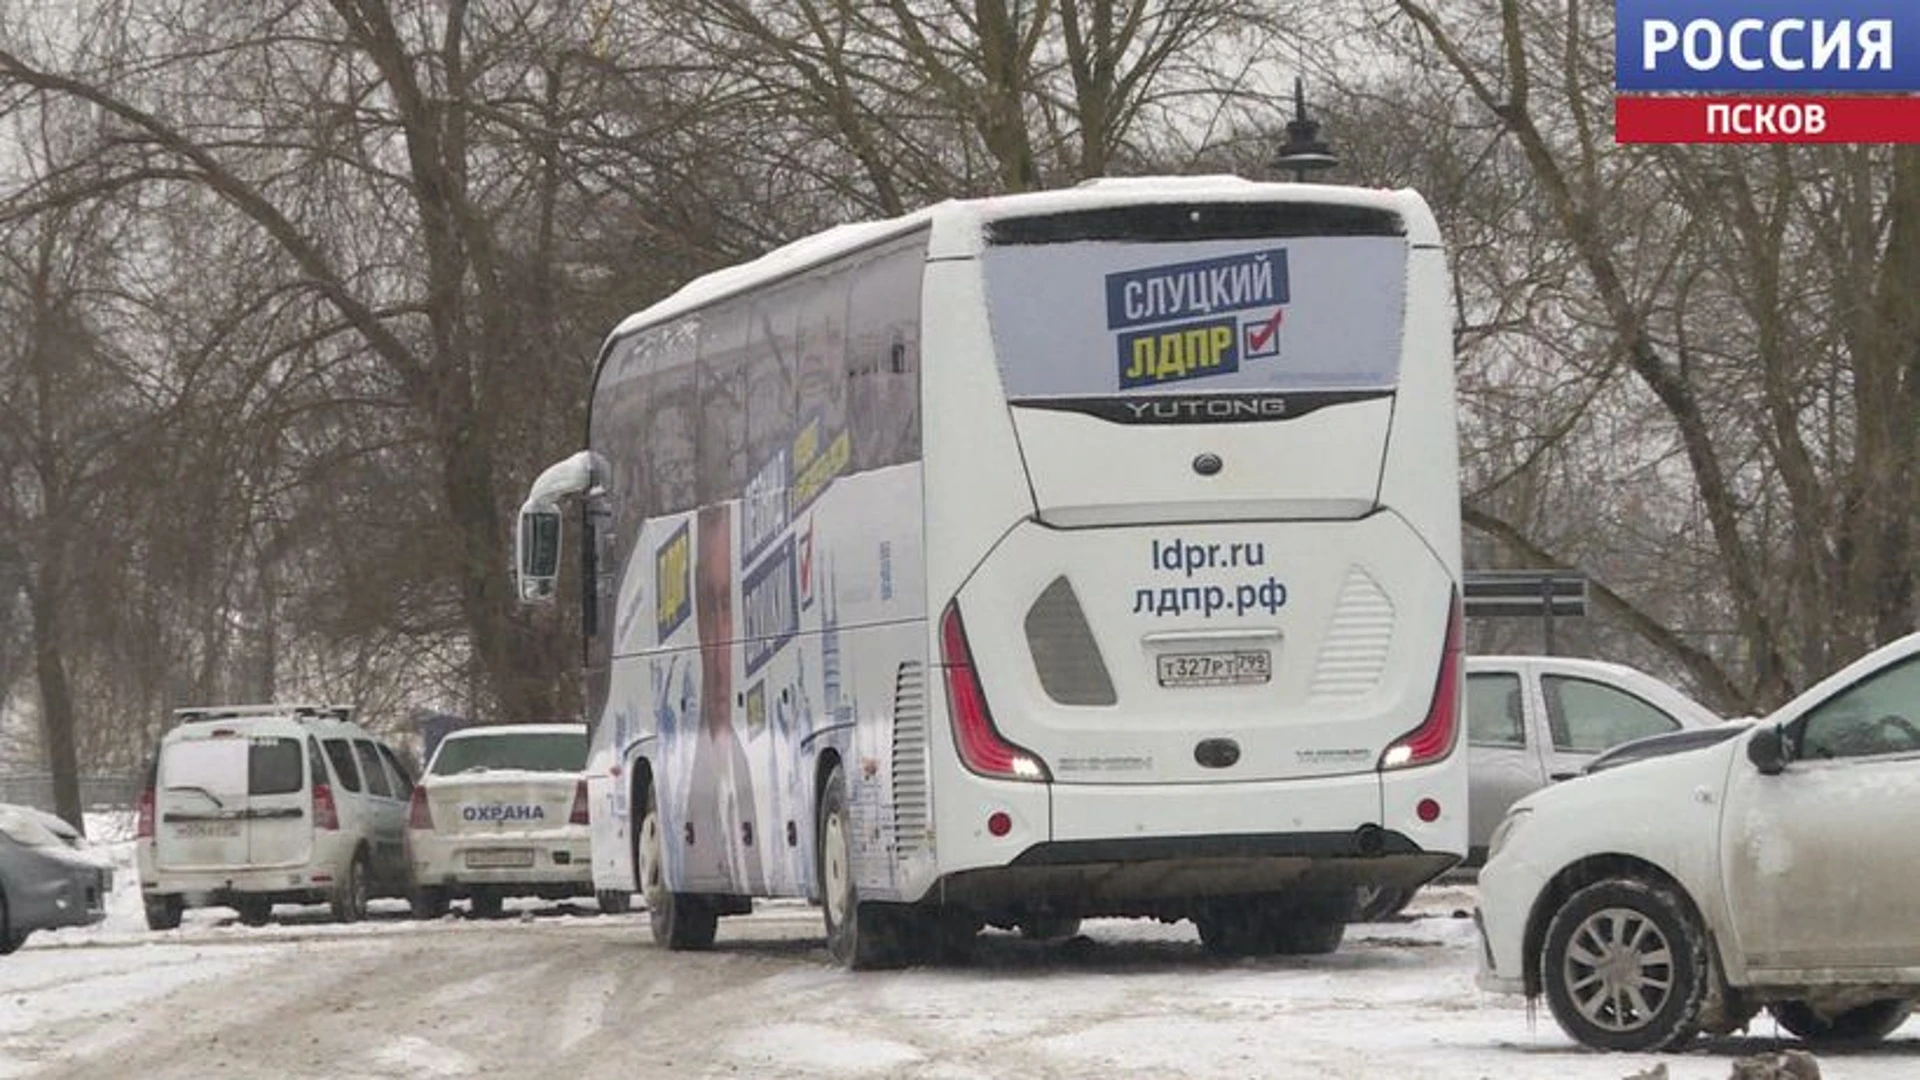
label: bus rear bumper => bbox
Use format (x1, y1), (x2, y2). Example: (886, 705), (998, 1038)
(929, 830), (1454, 919)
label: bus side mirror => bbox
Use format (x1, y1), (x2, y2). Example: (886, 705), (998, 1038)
(1747, 725), (1788, 776)
(518, 509), (562, 602)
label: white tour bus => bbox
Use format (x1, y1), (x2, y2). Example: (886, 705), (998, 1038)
(516, 176), (1465, 967)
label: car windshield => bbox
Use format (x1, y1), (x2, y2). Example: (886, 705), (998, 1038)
(0, 805), (68, 848)
(430, 731), (586, 775)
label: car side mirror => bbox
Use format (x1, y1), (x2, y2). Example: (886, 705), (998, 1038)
(517, 509), (562, 602)
(1747, 725), (1789, 776)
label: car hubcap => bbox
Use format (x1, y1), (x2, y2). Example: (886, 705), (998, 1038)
(640, 810), (666, 906)
(1563, 906), (1674, 1032)
(823, 807), (849, 928)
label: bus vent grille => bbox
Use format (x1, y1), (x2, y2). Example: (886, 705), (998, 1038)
(891, 662), (929, 854)
(1024, 576), (1118, 706)
(1309, 567), (1395, 699)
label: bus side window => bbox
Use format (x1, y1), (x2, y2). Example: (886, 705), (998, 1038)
(696, 312), (751, 506)
(846, 240), (923, 471)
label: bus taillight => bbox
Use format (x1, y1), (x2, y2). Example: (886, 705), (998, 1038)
(1379, 591), (1463, 771)
(940, 603), (1050, 782)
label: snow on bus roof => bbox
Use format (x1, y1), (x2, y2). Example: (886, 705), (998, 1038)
(607, 176), (1431, 339)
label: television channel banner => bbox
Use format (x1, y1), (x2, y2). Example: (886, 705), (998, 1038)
(1616, 0), (1920, 142)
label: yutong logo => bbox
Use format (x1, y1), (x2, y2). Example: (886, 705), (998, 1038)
(1124, 397), (1289, 421)
(1614, 1), (1920, 144)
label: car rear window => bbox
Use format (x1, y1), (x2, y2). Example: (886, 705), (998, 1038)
(430, 731), (588, 775)
(249, 738), (305, 795)
(162, 735), (304, 797)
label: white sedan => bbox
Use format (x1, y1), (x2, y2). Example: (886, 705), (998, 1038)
(1476, 632), (1920, 1051)
(406, 723), (602, 918)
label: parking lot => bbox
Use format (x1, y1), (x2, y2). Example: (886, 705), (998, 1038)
(6, 869), (1920, 1080)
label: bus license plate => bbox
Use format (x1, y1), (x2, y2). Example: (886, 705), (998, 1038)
(466, 848), (535, 869)
(1157, 650), (1271, 687)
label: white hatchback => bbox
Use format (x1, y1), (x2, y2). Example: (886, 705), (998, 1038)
(405, 723), (602, 918)
(1476, 632), (1920, 1051)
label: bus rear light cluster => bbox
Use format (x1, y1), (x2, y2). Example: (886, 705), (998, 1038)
(940, 603), (1050, 782)
(1380, 590), (1463, 771)
(408, 786), (433, 830)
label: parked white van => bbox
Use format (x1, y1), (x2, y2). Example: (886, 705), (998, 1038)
(404, 723), (597, 918)
(136, 704), (414, 928)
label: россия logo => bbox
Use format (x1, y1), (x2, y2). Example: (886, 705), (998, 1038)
(1614, 0), (1920, 143)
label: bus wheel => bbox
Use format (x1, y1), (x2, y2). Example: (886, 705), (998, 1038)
(1270, 891), (1352, 956)
(639, 782), (716, 949)
(1195, 903), (1273, 957)
(818, 762), (906, 969)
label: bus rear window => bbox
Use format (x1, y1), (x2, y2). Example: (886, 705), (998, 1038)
(982, 233), (1407, 399)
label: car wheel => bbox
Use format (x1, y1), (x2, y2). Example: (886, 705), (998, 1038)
(409, 886), (450, 920)
(1353, 884), (1417, 922)
(818, 762), (908, 969)
(1541, 878), (1710, 1052)
(330, 851), (371, 923)
(638, 783), (716, 949)
(235, 897), (273, 927)
(468, 887), (505, 919)
(596, 889), (632, 915)
(1770, 999), (1913, 1045)
(143, 894), (183, 932)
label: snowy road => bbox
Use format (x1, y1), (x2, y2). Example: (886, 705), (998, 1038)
(6, 884), (1920, 1080)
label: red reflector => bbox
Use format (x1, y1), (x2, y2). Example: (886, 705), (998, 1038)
(1417, 798), (1441, 823)
(569, 779), (590, 826)
(987, 811), (1012, 837)
(408, 786), (433, 830)
(1380, 591), (1463, 771)
(940, 603), (1050, 782)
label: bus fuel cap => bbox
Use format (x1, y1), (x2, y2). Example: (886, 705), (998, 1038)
(1194, 738), (1240, 768)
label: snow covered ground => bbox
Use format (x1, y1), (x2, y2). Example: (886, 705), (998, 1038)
(3, 820), (1917, 1079)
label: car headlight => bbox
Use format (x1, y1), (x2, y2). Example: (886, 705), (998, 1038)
(1486, 807), (1531, 863)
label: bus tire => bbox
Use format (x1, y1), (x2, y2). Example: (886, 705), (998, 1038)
(639, 781), (717, 949)
(1271, 890), (1353, 955)
(818, 762), (906, 969)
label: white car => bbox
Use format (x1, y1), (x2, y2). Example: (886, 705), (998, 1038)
(1476, 632), (1920, 1051)
(405, 723), (599, 918)
(1464, 655), (1724, 861)
(137, 704), (414, 928)
(1356, 655), (1722, 921)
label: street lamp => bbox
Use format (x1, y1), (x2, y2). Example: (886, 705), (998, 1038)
(1272, 77), (1338, 183)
